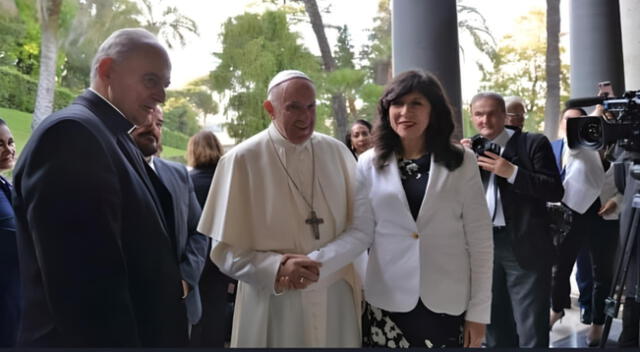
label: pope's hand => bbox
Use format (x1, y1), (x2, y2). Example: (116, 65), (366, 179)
(275, 254), (321, 292)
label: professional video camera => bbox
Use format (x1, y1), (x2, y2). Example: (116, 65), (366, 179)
(566, 90), (640, 151)
(565, 90), (640, 347)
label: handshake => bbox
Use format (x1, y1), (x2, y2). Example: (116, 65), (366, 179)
(275, 254), (322, 293)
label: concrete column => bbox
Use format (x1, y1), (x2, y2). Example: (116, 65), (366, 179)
(620, 0), (640, 91)
(392, 0), (463, 138)
(570, 0), (625, 99)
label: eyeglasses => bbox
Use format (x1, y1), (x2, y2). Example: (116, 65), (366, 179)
(506, 113), (524, 118)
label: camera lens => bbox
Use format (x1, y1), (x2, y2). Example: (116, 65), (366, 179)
(581, 121), (602, 144)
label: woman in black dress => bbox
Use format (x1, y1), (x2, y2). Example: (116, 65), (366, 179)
(186, 131), (235, 347)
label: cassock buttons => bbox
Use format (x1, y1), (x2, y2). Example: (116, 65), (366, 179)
(412, 232), (419, 239)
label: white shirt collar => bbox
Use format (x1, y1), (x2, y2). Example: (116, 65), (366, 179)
(490, 127), (514, 148)
(146, 155), (156, 172)
(88, 88), (137, 134)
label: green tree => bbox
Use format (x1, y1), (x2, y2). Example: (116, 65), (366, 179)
(163, 96), (200, 136)
(31, 0), (76, 129)
(359, 0), (391, 85)
(478, 10), (569, 132)
(138, 0), (199, 49)
(170, 77), (219, 126)
(210, 10), (322, 141)
(60, 0), (141, 90)
(334, 25), (355, 70)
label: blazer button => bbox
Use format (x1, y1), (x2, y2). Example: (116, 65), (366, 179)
(412, 232), (419, 239)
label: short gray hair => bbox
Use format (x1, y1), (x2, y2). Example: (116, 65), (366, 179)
(470, 92), (506, 112)
(505, 96), (525, 110)
(90, 28), (161, 84)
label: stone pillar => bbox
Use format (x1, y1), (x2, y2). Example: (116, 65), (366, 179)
(392, 0), (463, 139)
(570, 0), (625, 99)
(620, 0), (640, 91)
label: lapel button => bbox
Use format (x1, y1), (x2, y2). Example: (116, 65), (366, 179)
(412, 232), (419, 239)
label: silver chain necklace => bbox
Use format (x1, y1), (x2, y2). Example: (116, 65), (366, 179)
(268, 129), (324, 240)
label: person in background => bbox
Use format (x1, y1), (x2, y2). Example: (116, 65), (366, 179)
(309, 70), (494, 348)
(131, 107), (208, 336)
(186, 131), (236, 348)
(12, 28), (189, 347)
(504, 96), (526, 130)
(0, 118), (18, 347)
(462, 92), (563, 348)
(345, 119), (373, 159)
(548, 107), (608, 348)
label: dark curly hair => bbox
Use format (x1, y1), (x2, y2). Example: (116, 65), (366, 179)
(344, 119), (373, 159)
(373, 70), (463, 170)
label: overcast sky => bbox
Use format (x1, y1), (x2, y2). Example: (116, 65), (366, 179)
(165, 0), (570, 102)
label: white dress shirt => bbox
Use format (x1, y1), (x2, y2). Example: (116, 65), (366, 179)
(486, 128), (517, 226)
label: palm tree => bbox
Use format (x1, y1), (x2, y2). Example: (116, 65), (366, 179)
(32, 0), (62, 130)
(138, 0), (199, 49)
(544, 0), (561, 140)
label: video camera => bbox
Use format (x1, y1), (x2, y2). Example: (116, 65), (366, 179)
(566, 90), (640, 151)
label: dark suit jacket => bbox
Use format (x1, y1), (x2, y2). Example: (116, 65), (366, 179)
(152, 158), (207, 325)
(12, 90), (188, 347)
(486, 129), (564, 270)
(0, 175), (19, 347)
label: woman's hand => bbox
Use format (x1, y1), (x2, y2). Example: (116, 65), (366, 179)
(463, 320), (486, 348)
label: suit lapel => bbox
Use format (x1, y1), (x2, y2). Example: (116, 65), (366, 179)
(116, 136), (170, 233)
(415, 154), (438, 226)
(74, 89), (175, 251)
(386, 154), (414, 221)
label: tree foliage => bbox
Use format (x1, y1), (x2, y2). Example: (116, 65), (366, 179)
(163, 96), (200, 136)
(478, 9), (569, 132)
(210, 10), (324, 141)
(333, 25), (354, 70)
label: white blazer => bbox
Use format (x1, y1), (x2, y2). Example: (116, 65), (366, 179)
(309, 147), (493, 324)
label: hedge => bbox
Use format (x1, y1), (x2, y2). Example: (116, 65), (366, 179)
(0, 66), (77, 113)
(162, 127), (189, 150)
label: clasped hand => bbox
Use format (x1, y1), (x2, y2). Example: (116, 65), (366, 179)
(275, 253), (321, 293)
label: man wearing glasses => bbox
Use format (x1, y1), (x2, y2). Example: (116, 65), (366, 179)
(505, 96), (526, 130)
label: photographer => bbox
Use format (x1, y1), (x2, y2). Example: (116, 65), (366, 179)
(549, 107), (609, 347)
(461, 92), (563, 347)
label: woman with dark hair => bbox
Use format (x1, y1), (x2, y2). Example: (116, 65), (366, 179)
(345, 119), (373, 159)
(0, 118), (19, 347)
(308, 70), (493, 347)
(186, 131), (235, 348)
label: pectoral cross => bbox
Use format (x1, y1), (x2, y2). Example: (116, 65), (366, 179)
(305, 210), (324, 240)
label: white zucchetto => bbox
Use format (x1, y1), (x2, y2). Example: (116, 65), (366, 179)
(267, 70), (312, 95)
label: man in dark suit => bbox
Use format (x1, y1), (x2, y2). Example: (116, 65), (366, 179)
(131, 107), (208, 329)
(462, 92), (563, 347)
(12, 28), (188, 347)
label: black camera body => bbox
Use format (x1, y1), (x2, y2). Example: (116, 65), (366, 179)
(566, 90), (640, 152)
(471, 134), (501, 157)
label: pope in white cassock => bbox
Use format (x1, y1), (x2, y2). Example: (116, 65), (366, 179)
(197, 70), (362, 347)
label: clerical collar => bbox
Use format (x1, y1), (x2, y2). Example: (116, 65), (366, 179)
(490, 127), (514, 148)
(89, 88), (136, 134)
(268, 123), (313, 152)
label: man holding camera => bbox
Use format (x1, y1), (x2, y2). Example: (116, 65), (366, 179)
(462, 92), (563, 347)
